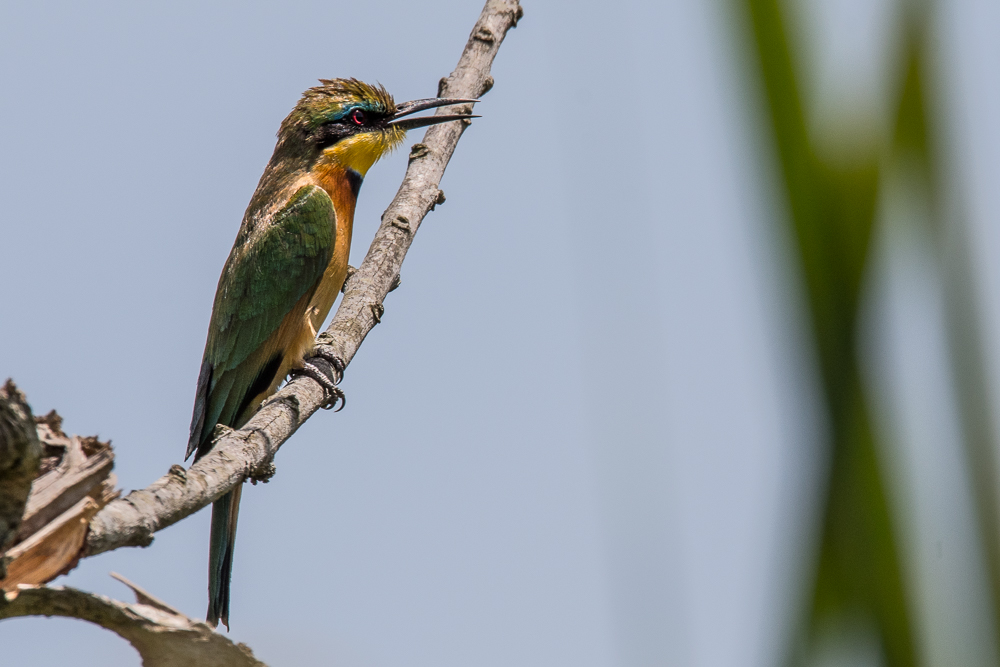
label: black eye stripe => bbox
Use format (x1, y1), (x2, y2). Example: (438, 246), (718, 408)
(313, 108), (387, 149)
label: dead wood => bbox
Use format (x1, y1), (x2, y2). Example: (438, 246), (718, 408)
(0, 392), (118, 591)
(0, 575), (267, 667)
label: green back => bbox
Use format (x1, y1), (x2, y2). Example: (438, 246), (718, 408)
(187, 185), (336, 459)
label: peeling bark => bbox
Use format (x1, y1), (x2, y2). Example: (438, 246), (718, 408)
(0, 380), (42, 578)
(1, 400), (118, 590)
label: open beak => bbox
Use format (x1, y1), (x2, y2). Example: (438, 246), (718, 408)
(388, 97), (480, 131)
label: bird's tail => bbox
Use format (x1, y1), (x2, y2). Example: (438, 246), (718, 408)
(207, 485), (242, 629)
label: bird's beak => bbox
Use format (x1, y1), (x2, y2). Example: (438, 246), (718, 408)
(388, 97), (480, 131)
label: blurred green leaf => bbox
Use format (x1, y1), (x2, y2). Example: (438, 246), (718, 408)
(739, 0), (916, 664)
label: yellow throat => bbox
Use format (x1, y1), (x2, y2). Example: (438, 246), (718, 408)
(322, 125), (407, 177)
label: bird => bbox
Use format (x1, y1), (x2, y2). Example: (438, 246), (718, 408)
(186, 78), (477, 629)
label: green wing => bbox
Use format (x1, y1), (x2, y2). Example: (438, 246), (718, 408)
(187, 185), (335, 458)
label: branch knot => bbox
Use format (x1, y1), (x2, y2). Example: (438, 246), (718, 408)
(390, 215), (412, 233)
(430, 189), (446, 211)
(409, 143), (430, 161)
(249, 457), (276, 485)
(473, 26), (495, 43)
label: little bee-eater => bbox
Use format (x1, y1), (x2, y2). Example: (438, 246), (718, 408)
(187, 78), (477, 628)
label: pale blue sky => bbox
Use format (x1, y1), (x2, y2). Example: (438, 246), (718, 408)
(1, 1), (998, 666)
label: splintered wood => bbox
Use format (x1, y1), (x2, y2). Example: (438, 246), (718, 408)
(1, 411), (118, 593)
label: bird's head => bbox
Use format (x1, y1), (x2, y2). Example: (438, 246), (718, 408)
(280, 78), (477, 178)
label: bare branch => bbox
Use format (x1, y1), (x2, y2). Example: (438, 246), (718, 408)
(0, 579), (266, 667)
(84, 0), (522, 557)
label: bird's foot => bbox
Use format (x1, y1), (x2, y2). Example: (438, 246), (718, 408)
(291, 353), (346, 411)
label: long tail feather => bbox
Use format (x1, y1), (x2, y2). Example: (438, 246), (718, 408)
(207, 485), (242, 629)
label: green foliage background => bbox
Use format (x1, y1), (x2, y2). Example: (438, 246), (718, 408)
(741, 1), (1000, 664)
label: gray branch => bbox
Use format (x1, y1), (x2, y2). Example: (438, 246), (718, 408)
(0, 577), (266, 667)
(85, 0), (522, 557)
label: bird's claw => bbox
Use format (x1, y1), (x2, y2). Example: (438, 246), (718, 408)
(292, 354), (347, 411)
(317, 383), (346, 411)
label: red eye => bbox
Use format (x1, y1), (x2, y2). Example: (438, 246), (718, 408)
(350, 109), (366, 125)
